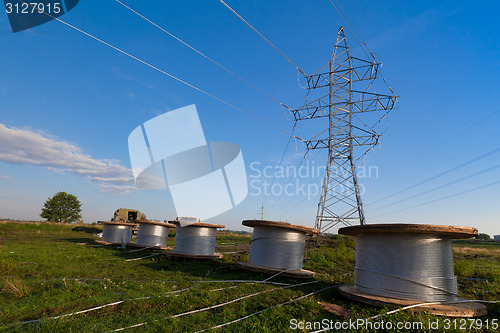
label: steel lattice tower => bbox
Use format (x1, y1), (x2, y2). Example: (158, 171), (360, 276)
(292, 27), (397, 233)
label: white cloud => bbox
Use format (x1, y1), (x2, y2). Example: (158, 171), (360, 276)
(96, 183), (138, 195)
(0, 175), (13, 180)
(0, 123), (136, 194)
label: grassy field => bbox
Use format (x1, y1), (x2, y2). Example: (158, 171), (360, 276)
(0, 221), (498, 332)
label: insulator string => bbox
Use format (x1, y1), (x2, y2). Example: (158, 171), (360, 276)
(354, 233), (459, 302)
(173, 226), (218, 256)
(248, 226), (306, 270)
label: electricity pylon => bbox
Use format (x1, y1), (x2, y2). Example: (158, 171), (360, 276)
(292, 27), (397, 233)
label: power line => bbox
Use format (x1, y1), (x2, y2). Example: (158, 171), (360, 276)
(366, 146), (500, 206)
(18, 0), (299, 139)
(402, 131), (500, 183)
(219, 0), (307, 76)
(370, 179), (500, 219)
(263, 154), (310, 217)
(387, 109), (500, 175)
(364, 120), (500, 209)
(260, 123), (298, 209)
(115, 0), (293, 115)
(267, 150), (323, 219)
(368, 163), (500, 213)
(114, 0), (312, 218)
(327, 0), (397, 96)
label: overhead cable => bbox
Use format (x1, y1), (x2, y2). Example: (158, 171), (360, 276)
(19, 0), (299, 139)
(219, 0), (308, 76)
(371, 178), (500, 219)
(367, 146), (500, 206)
(115, 0), (293, 114)
(369, 163), (500, 213)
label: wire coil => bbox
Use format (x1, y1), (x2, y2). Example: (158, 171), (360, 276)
(354, 232), (459, 302)
(173, 226), (218, 256)
(248, 226), (307, 271)
(101, 223), (134, 244)
(135, 223), (171, 247)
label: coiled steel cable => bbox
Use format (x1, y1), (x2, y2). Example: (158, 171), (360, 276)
(135, 222), (172, 247)
(101, 223), (134, 244)
(173, 226), (218, 256)
(354, 232), (459, 302)
(248, 226), (307, 271)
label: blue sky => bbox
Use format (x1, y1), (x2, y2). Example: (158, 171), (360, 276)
(0, 0), (499, 236)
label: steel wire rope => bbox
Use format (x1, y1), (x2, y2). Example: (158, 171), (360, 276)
(16, 0), (300, 140)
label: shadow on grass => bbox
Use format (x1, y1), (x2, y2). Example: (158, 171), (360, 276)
(141, 255), (317, 285)
(62, 237), (98, 244)
(72, 226), (102, 234)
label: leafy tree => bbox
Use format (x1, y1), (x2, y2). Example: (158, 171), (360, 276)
(476, 233), (491, 241)
(40, 192), (82, 223)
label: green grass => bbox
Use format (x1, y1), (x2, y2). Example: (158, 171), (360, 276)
(0, 222), (498, 332)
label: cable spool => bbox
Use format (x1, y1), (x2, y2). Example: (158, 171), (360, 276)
(236, 220), (319, 279)
(127, 221), (176, 250)
(338, 224), (488, 317)
(168, 222), (225, 259)
(98, 221), (137, 245)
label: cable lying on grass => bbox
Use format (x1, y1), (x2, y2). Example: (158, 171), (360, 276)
(36, 277), (291, 286)
(125, 252), (162, 261)
(1, 268), (303, 328)
(194, 285), (338, 332)
(109, 280), (320, 332)
(115, 246), (158, 254)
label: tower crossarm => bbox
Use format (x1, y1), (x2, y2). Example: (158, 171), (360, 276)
(303, 131), (378, 150)
(350, 91), (397, 113)
(305, 58), (380, 89)
(292, 91), (396, 121)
